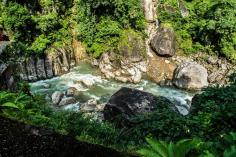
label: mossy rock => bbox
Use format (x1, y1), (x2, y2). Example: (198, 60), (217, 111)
(117, 29), (146, 61)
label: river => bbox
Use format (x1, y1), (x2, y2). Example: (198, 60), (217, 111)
(30, 62), (195, 115)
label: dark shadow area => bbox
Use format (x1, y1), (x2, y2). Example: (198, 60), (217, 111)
(0, 116), (133, 157)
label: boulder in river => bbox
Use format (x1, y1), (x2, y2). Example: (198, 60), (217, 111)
(173, 62), (208, 90)
(51, 91), (64, 105)
(103, 87), (176, 127)
(66, 87), (80, 97)
(58, 97), (77, 106)
(150, 26), (176, 57)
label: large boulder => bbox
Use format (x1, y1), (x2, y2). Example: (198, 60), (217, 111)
(173, 62), (209, 90)
(150, 26), (176, 57)
(103, 87), (175, 127)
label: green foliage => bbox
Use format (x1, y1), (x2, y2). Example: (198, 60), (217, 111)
(158, 0), (236, 60)
(74, 0), (145, 57)
(0, 0), (144, 57)
(137, 138), (201, 157)
(0, 2), (35, 42)
(138, 133), (236, 157)
(190, 77), (236, 140)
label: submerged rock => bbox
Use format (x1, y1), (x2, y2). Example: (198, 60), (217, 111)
(173, 62), (208, 90)
(103, 87), (176, 127)
(52, 91), (64, 105)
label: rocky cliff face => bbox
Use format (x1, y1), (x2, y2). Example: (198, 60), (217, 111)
(96, 30), (147, 84)
(18, 41), (86, 82)
(0, 40), (87, 86)
(0, 42), (18, 90)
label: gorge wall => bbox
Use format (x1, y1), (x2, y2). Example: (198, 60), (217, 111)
(19, 41), (86, 82)
(0, 40), (86, 90)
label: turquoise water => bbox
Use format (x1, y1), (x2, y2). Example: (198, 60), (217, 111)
(30, 62), (195, 115)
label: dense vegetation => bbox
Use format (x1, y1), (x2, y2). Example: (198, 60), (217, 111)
(0, 0), (144, 57)
(158, 0), (236, 61)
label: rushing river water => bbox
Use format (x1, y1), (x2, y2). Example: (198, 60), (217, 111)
(30, 62), (195, 115)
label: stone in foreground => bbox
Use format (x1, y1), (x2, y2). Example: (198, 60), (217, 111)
(173, 62), (208, 90)
(103, 87), (175, 127)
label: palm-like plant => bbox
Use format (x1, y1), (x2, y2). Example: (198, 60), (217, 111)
(137, 138), (201, 157)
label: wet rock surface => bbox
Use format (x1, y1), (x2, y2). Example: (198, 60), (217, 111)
(0, 116), (131, 157)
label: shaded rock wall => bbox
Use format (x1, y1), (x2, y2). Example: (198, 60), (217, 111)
(0, 40), (86, 89)
(18, 41), (86, 82)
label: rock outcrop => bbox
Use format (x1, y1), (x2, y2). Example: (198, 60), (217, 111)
(103, 87), (176, 127)
(16, 41), (87, 82)
(0, 63), (18, 90)
(173, 62), (209, 90)
(0, 42), (18, 90)
(150, 26), (176, 57)
(97, 30), (147, 84)
(142, 0), (157, 22)
(147, 56), (176, 84)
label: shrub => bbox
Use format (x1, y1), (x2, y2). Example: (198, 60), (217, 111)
(157, 0), (236, 60)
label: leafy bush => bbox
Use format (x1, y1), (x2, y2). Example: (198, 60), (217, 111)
(137, 138), (201, 157)
(137, 133), (236, 157)
(0, 2), (35, 42)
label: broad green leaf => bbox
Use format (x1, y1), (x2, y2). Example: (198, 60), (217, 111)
(2, 102), (19, 109)
(137, 148), (161, 157)
(146, 138), (168, 157)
